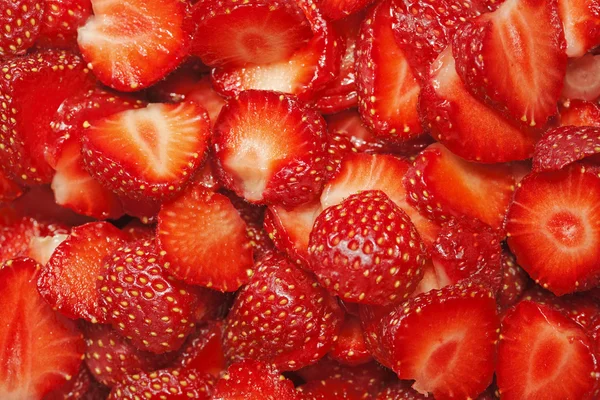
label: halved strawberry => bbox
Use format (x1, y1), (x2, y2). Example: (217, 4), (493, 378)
(172, 322), (226, 377)
(381, 283), (499, 399)
(496, 250), (529, 310)
(497, 300), (599, 400)
(0, 258), (85, 399)
(329, 315), (372, 366)
(452, 0), (567, 128)
(0, 50), (95, 184)
(190, 0), (311, 68)
(223, 252), (344, 371)
(37, 0), (93, 49)
(403, 142), (517, 229)
(560, 99), (600, 126)
(420, 47), (539, 163)
(562, 54), (600, 101)
(298, 377), (369, 400)
(506, 164), (600, 295)
(356, 1), (423, 141)
(82, 101), (211, 201)
(157, 185), (253, 291)
(324, 132), (358, 181)
(212, 90), (327, 207)
(77, 0), (191, 91)
(533, 125), (600, 172)
(27, 231), (69, 266)
(37, 222), (129, 322)
(0, 0), (43, 58)
(558, 0), (600, 57)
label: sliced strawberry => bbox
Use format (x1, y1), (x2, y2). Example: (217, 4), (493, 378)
(375, 381), (429, 400)
(77, 0), (191, 91)
(452, 0), (567, 128)
(403, 143), (517, 229)
(37, 222), (129, 321)
(44, 365), (92, 400)
(172, 322), (226, 377)
(497, 300), (599, 400)
(298, 377), (368, 400)
(0, 50), (95, 184)
(357, 304), (395, 366)
(329, 315), (372, 366)
(223, 252), (343, 370)
(324, 132), (358, 181)
(316, 0), (372, 20)
(420, 47), (539, 163)
(533, 125), (600, 172)
(381, 283), (499, 399)
(562, 54), (600, 101)
(0, 169), (23, 203)
(194, 160), (223, 192)
(122, 220), (155, 242)
(213, 90), (327, 207)
(0, 258), (85, 399)
(0, 0), (43, 58)
(356, 1), (423, 141)
(560, 99), (600, 126)
(212, 360), (299, 400)
(27, 231), (69, 266)
(119, 196), (161, 225)
(506, 164), (600, 295)
(157, 185), (253, 291)
(37, 0), (93, 49)
(411, 258), (444, 297)
(558, 0), (600, 57)
(308, 190), (427, 305)
(496, 250), (529, 310)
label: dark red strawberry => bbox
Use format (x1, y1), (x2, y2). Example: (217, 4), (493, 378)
(357, 304), (395, 366)
(0, 50), (95, 184)
(452, 0), (567, 128)
(37, 0), (93, 49)
(419, 47), (540, 163)
(329, 315), (372, 366)
(496, 250), (529, 310)
(404, 143), (517, 229)
(0, 169), (23, 203)
(223, 252), (343, 371)
(108, 368), (214, 400)
(356, 1), (423, 141)
(0, 0), (43, 58)
(558, 0), (600, 57)
(44, 365), (92, 400)
(506, 164), (600, 295)
(212, 360), (299, 400)
(562, 54), (600, 101)
(157, 186), (253, 291)
(0, 258), (85, 399)
(533, 126), (600, 172)
(380, 283), (499, 399)
(308, 190), (427, 305)
(324, 132), (357, 181)
(121, 220), (155, 242)
(316, 0), (372, 20)
(497, 300), (599, 400)
(375, 381), (429, 400)
(560, 99), (600, 127)
(297, 377), (369, 400)
(119, 196), (161, 225)
(213, 90), (327, 207)
(193, 160), (223, 192)
(172, 322), (226, 377)
(37, 222), (129, 322)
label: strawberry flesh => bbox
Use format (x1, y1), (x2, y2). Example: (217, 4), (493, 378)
(562, 54), (600, 101)
(329, 314), (372, 366)
(558, 0), (600, 57)
(560, 99), (600, 127)
(172, 322), (226, 377)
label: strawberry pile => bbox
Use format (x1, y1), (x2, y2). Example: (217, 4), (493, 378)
(1, 0), (600, 398)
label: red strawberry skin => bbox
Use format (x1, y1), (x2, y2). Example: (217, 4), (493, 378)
(38, 0), (93, 49)
(298, 377), (369, 400)
(44, 365), (93, 400)
(329, 315), (372, 366)
(172, 322), (226, 377)
(497, 250), (530, 310)
(533, 125), (600, 172)
(0, 0), (43, 58)
(560, 99), (600, 127)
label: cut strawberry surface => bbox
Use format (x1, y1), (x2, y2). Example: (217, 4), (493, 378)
(356, 1), (423, 141)
(381, 283), (499, 399)
(533, 125), (600, 172)
(404, 143), (517, 229)
(560, 99), (600, 127)
(190, 0), (311, 68)
(497, 300), (599, 400)
(213, 90), (327, 207)
(558, 0), (600, 57)
(329, 314), (372, 366)
(420, 47), (539, 163)
(77, 0), (191, 91)
(0, 50), (95, 185)
(38, 0), (93, 49)
(157, 186), (253, 291)
(506, 164), (600, 295)
(0, 0), (43, 58)
(37, 222), (129, 322)
(82, 101), (211, 201)
(452, 0), (567, 128)
(562, 54), (600, 101)
(0, 258), (85, 399)
(173, 322), (226, 377)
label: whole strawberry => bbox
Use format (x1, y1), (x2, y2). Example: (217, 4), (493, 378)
(308, 190), (427, 305)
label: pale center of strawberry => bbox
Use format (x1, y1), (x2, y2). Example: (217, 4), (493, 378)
(546, 211), (584, 247)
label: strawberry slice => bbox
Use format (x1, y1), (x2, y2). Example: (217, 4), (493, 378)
(380, 283), (499, 399)
(77, 0), (191, 91)
(452, 0), (567, 128)
(0, 0), (43, 58)
(324, 132), (358, 181)
(38, 0), (93, 49)
(506, 164), (600, 295)
(533, 125), (600, 172)
(496, 250), (529, 310)
(497, 300), (599, 400)
(562, 54), (600, 101)
(420, 47), (539, 163)
(172, 322), (226, 377)
(37, 222), (129, 322)
(298, 377), (368, 400)
(190, 0), (311, 68)
(119, 196), (161, 225)
(213, 90), (327, 207)
(403, 143), (517, 229)
(558, 0), (600, 57)
(222, 252), (344, 371)
(156, 185), (253, 291)
(0, 258), (85, 399)
(560, 99), (600, 127)
(329, 315), (372, 366)
(27, 232), (69, 266)
(82, 101), (211, 201)
(0, 50), (95, 185)
(356, 1), (423, 141)
(45, 365), (92, 400)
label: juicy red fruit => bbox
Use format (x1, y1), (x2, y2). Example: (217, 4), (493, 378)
(0, 0), (43, 58)
(533, 125), (600, 172)
(38, 0), (93, 49)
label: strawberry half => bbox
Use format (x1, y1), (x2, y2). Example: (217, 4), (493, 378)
(506, 164), (600, 295)
(213, 90), (327, 207)
(0, 0), (43, 58)
(157, 186), (253, 291)
(0, 258), (85, 399)
(452, 0), (567, 128)
(329, 315), (372, 366)
(172, 322), (226, 377)
(37, 222), (129, 322)
(223, 252), (344, 371)
(38, 0), (93, 49)
(560, 99), (600, 126)
(82, 101), (211, 201)
(558, 0), (600, 57)
(77, 0), (191, 91)
(497, 300), (599, 400)
(562, 54), (600, 101)
(533, 125), (600, 172)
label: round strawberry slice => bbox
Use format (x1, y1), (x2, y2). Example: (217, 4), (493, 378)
(223, 252), (344, 371)
(533, 125), (600, 172)
(0, 0), (43, 58)
(309, 190), (427, 305)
